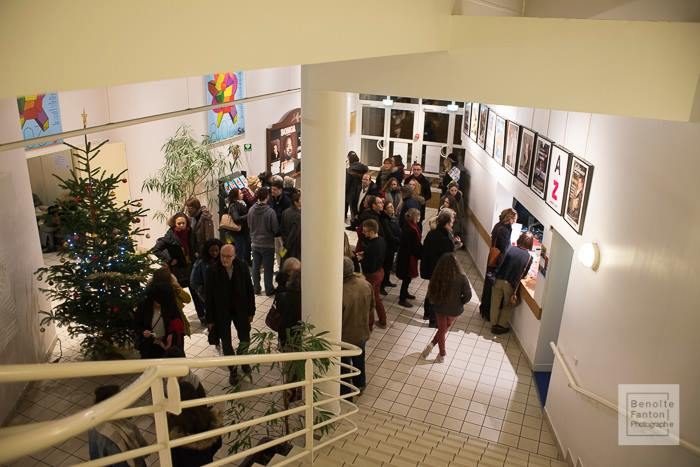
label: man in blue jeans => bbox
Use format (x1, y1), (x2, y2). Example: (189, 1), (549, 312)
(247, 187), (278, 296)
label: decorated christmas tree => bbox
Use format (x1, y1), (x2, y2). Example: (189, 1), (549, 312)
(36, 112), (155, 358)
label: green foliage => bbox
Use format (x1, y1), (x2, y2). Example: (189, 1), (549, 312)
(142, 125), (236, 222)
(35, 135), (155, 359)
(225, 323), (339, 456)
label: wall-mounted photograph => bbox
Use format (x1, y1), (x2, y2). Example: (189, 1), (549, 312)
(493, 115), (506, 166)
(545, 145), (571, 215)
(564, 156), (594, 234)
(463, 102), (471, 136)
(516, 127), (536, 185)
(477, 105), (489, 148)
(470, 103), (479, 141)
(531, 135), (553, 198)
(504, 120), (520, 175)
(485, 109), (497, 156)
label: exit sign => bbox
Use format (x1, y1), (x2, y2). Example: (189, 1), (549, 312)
(243, 143), (253, 152)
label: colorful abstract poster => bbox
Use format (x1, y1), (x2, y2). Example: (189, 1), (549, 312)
(204, 72), (246, 143)
(17, 93), (62, 149)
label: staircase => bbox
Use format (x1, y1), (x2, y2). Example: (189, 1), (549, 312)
(261, 407), (567, 466)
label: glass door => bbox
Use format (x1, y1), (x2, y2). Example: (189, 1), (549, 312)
(359, 104), (386, 168)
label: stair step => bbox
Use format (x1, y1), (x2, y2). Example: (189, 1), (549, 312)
(352, 453), (384, 466)
(329, 445), (360, 464)
(313, 454), (345, 466)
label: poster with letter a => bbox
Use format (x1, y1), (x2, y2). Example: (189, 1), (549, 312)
(546, 146), (571, 215)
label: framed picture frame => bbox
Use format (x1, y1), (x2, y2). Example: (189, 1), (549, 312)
(493, 115), (506, 166)
(516, 127), (536, 186)
(564, 156), (594, 234)
(531, 134), (553, 198)
(463, 103), (471, 136)
(485, 109), (497, 156)
(477, 105), (489, 148)
(504, 120), (520, 174)
(545, 145), (572, 215)
(470, 103), (479, 141)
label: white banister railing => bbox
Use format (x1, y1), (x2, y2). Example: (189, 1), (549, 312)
(550, 341), (700, 457)
(0, 341), (362, 466)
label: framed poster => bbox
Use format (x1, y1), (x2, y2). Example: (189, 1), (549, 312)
(204, 71), (246, 143)
(493, 115), (506, 165)
(545, 145), (572, 215)
(564, 156), (594, 234)
(531, 135), (553, 198)
(485, 109), (497, 156)
(463, 102), (471, 136)
(469, 102), (479, 141)
(504, 120), (520, 174)
(17, 93), (62, 149)
(477, 105), (488, 148)
(516, 127), (536, 186)
(266, 108), (302, 175)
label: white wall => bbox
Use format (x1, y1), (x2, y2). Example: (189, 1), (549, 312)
(0, 100), (56, 423)
(460, 104), (700, 466)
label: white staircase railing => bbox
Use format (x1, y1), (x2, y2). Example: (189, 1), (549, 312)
(0, 341), (362, 466)
(550, 341), (700, 458)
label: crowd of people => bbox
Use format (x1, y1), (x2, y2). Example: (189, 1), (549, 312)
(92, 153), (535, 465)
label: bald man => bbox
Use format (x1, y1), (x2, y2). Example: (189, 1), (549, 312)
(205, 244), (256, 385)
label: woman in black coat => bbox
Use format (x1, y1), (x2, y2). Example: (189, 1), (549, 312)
(379, 202), (401, 294)
(420, 209), (457, 326)
(395, 208), (422, 308)
(152, 212), (196, 288)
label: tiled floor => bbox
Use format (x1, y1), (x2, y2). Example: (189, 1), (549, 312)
(2, 229), (561, 465)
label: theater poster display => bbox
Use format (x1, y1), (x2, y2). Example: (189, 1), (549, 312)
(463, 103), (471, 136)
(493, 115), (506, 165)
(485, 109), (497, 156)
(545, 146), (571, 215)
(266, 108), (302, 175)
(564, 156), (594, 234)
(531, 135), (553, 198)
(517, 127), (536, 185)
(477, 105), (489, 148)
(504, 120), (520, 174)
(470, 102), (479, 141)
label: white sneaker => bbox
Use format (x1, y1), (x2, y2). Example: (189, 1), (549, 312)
(421, 343), (434, 359)
(435, 355), (445, 364)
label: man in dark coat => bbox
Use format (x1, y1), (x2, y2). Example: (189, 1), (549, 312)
(420, 209), (457, 327)
(345, 151), (368, 221)
(403, 163), (433, 220)
(280, 191), (301, 263)
(205, 244), (256, 385)
(355, 195), (385, 239)
(350, 173), (378, 226)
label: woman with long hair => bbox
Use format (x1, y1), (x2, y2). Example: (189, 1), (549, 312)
(152, 212), (196, 288)
(168, 381), (222, 467)
(421, 253), (472, 363)
(135, 272), (185, 358)
(381, 177), (402, 210)
(221, 188), (251, 265)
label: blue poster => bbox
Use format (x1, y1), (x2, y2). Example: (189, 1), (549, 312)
(17, 93), (62, 149)
(204, 72), (246, 143)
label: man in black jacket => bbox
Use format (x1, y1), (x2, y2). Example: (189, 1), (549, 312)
(420, 209), (457, 327)
(358, 219), (387, 330)
(345, 151), (368, 221)
(280, 191), (301, 263)
(205, 244), (256, 385)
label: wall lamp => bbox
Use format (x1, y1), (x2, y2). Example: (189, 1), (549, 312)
(446, 101), (459, 112)
(577, 242), (601, 271)
(382, 96), (394, 107)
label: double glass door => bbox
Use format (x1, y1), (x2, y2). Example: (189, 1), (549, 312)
(358, 95), (466, 175)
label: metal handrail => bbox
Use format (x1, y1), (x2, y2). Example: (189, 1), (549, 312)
(550, 341), (700, 457)
(0, 341), (363, 466)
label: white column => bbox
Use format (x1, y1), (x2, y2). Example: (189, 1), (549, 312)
(300, 67), (346, 344)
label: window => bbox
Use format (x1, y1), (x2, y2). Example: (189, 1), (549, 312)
(361, 107), (385, 137)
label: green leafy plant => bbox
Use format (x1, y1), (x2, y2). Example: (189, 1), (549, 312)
(35, 133), (155, 359)
(225, 323), (339, 458)
(142, 125), (238, 222)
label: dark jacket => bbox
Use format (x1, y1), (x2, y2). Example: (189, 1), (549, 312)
(152, 229), (195, 287)
(441, 164), (470, 199)
(190, 207), (215, 256)
(270, 193), (291, 226)
(360, 236), (386, 274)
(495, 246), (533, 289)
(169, 409), (223, 467)
(398, 195), (422, 229)
(204, 259), (255, 325)
(380, 213), (401, 251)
(396, 221), (422, 280)
(346, 161), (369, 204)
(489, 222), (512, 270)
(403, 174), (433, 203)
(247, 202), (278, 249)
(376, 169), (403, 191)
(275, 273), (302, 347)
(351, 182), (379, 219)
(420, 227), (455, 279)
(280, 206), (301, 260)
(356, 209), (385, 238)
(428, 275), (472, 316)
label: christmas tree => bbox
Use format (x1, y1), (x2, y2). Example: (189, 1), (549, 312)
(36, 112), (155, 359)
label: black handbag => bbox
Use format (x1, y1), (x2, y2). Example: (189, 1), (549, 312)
(265, 298), (282, 332)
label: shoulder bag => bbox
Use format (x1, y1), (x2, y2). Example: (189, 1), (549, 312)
(265, 297), (282, 332)
(220, 213), (241, 232)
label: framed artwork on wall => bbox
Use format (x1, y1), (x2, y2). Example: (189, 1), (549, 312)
(531, 135), (553, 198)
(477, 105), (489, 148)
(463, 103), (471, 136)
(17, 93), (63, 149)
(485, 109), (497, 156)
(470, 103), (479, 141)
(504, 120), (520, 175)
(564, 156), (594, 234)
(516, 127), (536, 185)
(493, 115), (506, 165)
(204, 71), (246, 143)
(545, 145), (572, 215)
